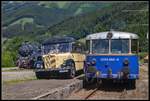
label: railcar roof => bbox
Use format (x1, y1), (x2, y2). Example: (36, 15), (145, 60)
(86, 31), (139, 40)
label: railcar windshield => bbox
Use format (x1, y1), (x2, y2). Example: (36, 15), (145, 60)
(43, 43), (71, 54)
(92, 39), (109, 54)
(91, 39), (129, 54)
(111, 39), (129, 54)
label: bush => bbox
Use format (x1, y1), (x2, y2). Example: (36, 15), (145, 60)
(2, 51), (15, 67)
(138, 52), (148, 60)
(2, 36), (24, 67)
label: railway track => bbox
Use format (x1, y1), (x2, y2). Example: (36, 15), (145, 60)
(67, 82), (136, 100)
(66, 64), (148, 100)
(83, 87), (128, 100)
(84, 87), (99, 100)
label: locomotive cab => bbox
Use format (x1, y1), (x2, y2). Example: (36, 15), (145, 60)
(84, 31), (139, 88)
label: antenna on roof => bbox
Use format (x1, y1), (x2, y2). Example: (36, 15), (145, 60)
(107, 31), (113, 39)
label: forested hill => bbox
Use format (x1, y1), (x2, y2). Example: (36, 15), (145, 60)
(2, 1), (149, 67)
(46, 2), (148, 39)
(45, 2), (148, 51)
(2, 1), (110, 38)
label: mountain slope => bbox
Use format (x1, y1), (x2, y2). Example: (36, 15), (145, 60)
(45, 2), (148, 38)
(2, 1), (110, 38)
(2, 1), (148, 67)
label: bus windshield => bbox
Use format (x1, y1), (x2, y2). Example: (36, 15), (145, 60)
(43, 43), (71, 54)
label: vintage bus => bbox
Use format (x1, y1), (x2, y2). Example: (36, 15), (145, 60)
(35, 36), (85, 79)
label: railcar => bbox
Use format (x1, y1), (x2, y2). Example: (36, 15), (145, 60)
(84, 31), (139, 88)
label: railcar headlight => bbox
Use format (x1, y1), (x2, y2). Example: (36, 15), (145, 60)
(123, 58), (129, 66)
(36, 63), (43, 69)
(91, 59), (96, 66)
(86, 62), (91, 66)
(96, 71), (100, 76)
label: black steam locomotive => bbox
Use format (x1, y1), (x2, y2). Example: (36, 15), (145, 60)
(16, 41), (41, 69)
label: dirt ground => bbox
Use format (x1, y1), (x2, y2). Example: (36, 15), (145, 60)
(2, 63), (149, 100)
(2, 70), (35, 82)
(66, 63), (149, 100)
(2, 78), (82, 100)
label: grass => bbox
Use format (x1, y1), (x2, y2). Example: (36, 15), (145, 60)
(138, 52), (148, 64)
(57, 1), (69, 8)
(74, 8), (83, 15)
(2, 66), (16, 68)
(139, 59), (144, 64)
(3, 77), (37, 85)
(2, 69), (33, 72)
(138, 52), (148, 58)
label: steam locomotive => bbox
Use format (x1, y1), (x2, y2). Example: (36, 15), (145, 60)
(16, 41), (41, 69)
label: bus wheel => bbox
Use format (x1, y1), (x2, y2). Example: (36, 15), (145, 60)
(69, 62), (76, 79)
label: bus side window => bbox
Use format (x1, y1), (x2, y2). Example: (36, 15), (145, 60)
(86, 40), (90, 54)
(72, 44), (83, 53)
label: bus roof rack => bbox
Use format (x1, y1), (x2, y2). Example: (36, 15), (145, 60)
(42, 36), (75, 45)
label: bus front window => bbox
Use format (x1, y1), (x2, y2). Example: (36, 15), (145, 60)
(43, 43), (70, 54)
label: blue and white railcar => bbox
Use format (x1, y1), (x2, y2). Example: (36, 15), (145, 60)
(84, 31), (139, 87)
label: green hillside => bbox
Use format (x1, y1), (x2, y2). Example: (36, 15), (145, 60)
(2, 1), (110, 38)
(45, 2), (148, 51)
(2, 1), (149, 67)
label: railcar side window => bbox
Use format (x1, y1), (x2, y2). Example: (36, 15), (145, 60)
(92, 39), (109, 54)
(111, 39), (129, 54)
(131, 39), (138, 53)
